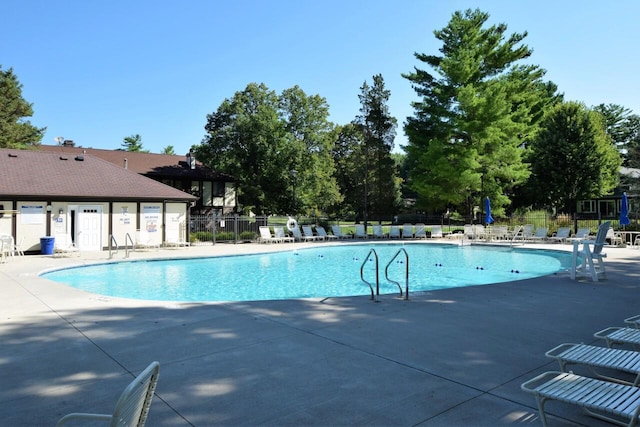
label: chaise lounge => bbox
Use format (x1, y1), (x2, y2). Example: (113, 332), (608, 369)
(521, 370), (640, 427)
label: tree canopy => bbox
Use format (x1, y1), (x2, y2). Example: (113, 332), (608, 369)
(402, 9), (560, 217)
(527, 102), (622, 213)
(332, 74), (401, 223)
(120, 134), (149, 152)
(194, 83), (340, 215)
(0, 66), (45, 148)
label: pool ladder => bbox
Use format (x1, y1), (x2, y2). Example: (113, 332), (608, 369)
(108, 233), (135, 259)
(360, 248), (409, 302)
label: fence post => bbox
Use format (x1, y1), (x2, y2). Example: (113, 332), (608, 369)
(212, 211), (217, 246)
(234, 213), (239, 244)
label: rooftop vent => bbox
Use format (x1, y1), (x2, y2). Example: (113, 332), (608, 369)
(63, 140), (75, 147)
(8, 153), (17, 158)
(75, 155), (84, 161)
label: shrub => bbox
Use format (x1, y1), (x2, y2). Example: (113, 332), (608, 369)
(239, 231), (257, 241)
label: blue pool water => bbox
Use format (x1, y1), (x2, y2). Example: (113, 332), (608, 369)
(42, 244), (573, 302)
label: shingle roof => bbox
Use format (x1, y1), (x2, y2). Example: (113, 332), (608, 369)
(0, 149), (197, 201)
(39, 145), (235, 181)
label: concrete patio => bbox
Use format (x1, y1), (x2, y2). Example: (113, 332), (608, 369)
(1, 241), (639, 426)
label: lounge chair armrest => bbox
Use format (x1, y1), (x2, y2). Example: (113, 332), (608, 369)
(594, 327), (621, 339)
(56, 413), (112, 426)
(520, 371), (565, 393)
(544, 343), (578, 359)
(626, 315), (640, 328)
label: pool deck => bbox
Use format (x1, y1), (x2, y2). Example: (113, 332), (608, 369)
(1, 240), (640, 426)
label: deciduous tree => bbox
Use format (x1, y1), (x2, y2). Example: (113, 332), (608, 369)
(194, 83), (340, 215)
(528, 102), (622, 213)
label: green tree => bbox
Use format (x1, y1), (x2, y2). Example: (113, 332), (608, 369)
(279, 85), (341, 215)
(161, 145), (176, 155)
(402, 9), (559, 217)
(528, 102), (622, 213)
(592, 103), (640, 166)
(121, 134), (148, 152)
(0, 66), (45, 148)
(626, 117), (640, 169)
(331, 123), (366, 219)
(353, 74), (401, 223)
(194, 83), (339, 216)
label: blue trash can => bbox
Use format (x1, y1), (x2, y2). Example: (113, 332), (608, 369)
(40, 236), (55, 255)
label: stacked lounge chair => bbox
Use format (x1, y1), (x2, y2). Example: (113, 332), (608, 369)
(522, 316), (640, 426)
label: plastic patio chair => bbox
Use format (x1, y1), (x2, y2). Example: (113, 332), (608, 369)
(56, 361), (160, 427)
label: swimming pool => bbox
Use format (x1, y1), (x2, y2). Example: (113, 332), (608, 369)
(42, 244), (574, 302)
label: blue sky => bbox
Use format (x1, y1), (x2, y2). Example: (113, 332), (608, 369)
(3, 1), (639, 155)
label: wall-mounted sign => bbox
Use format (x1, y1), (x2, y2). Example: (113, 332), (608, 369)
(20, 205), (44, 225)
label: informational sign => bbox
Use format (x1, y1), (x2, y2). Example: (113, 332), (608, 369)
(143, 205), (161, 233)
(119, 206), (131, 225)
(20, 205), (44, 225)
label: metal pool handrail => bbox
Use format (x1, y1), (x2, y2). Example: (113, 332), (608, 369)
(385, 248), (409, 300)
(360, 249), (379, 302)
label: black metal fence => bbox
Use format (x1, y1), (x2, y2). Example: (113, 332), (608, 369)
(188, 212), (638, 244)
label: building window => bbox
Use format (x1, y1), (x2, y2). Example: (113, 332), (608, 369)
(578, 200), (596, 213)
(212, 181), (225, 197)
(203, 181), (213, 206)
(599, 200), (615, 217)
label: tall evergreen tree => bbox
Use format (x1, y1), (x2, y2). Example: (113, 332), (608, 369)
(353, 74), (400, 224)
(402, 9), (559, 217)
(121, 134), (148, 152)
(0, 66), (45, 148)
(592, 103), (640, 166)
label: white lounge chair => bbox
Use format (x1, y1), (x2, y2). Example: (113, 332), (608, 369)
(570, 221), (609, 281)
(595, 326), (640, 349)
(302, 225), (322, 241)
(259, 226), (279, 243)
(626, 315), (640, 329)
(549, 227), (571, 244)
(429, 225), (443, 239)
(330, 225), (352, 239)
(274, 226), (294, 243)
(291, 226), (317, 242)
(402, 223), (414, 239)
(521, 224), (534, 241)
(567, 227), (592, 243)
(607, 227), (624, 246)
(529, 227), (548, 242)
(372, 225), (387, 239)
(354, 224), (368, 239)
(546, 342), (640, 386)
(463, 224), (474, 239)
(54, 234), (80, 257)
(521, 371), (640, 427)
(315, 226), (337, 240)
(473, 224), (486, 240)
(489, 225), (509, 241)
(414, 223), (427, 239)
(56, 361), (160, 427)
(389, 225), (401, 239)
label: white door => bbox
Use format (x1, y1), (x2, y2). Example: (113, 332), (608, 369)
(76, 206), (102, 251)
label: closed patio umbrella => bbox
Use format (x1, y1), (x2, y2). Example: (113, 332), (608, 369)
(620, 192), (630, 228)
(485, 197), (494, 225)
